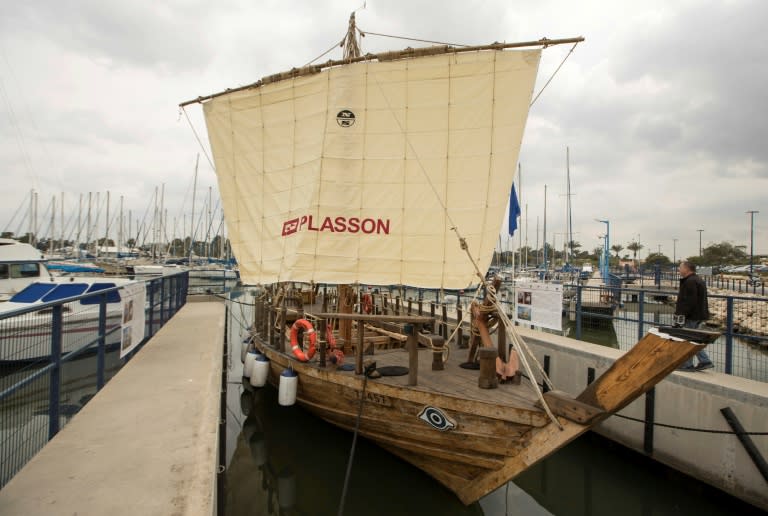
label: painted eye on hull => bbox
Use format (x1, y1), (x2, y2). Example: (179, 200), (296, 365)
(418, 406), (455, 431)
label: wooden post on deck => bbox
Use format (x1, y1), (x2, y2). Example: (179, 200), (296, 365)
(322, 285), (328, 312)
(318, 319), (327, 368)
(406, 323), (419, 386)
(267, 305), (274, 347)
(478, 347), (498, 389)
(279, 305), (287, 353)
(355, 319), (364, 375)
(339, 285), (354, 349)
(431, 335), (445, 371)
(441, 304), (448, 339)
(456, 303), (466, 349)
(497, 320), (507, 362)
(407, 297), (413, 315)
(259, 299), (267, 338)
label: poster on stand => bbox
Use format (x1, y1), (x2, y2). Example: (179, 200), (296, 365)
(513, 281), (563, 331)
(120, 282), (147, 358)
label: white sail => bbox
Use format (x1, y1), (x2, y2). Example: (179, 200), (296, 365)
(204, 48), (541, 288)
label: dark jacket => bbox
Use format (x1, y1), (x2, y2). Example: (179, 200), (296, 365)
(675, 273), (710, 321)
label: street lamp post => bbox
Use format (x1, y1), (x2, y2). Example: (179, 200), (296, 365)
(747, 210), (759, 277)
(673, 238), (678, 264)
(596, 219), (610, 282)
(697, 229), (704, 257)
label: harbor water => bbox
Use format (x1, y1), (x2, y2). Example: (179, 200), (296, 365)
(222, 293), (764, 516)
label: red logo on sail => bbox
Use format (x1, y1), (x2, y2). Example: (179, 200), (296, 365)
(282, 215), (390, 236)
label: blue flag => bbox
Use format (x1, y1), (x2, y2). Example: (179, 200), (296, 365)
(508, 182), (521, 236)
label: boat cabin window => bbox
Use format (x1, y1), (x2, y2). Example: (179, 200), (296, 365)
(9, 282), (123, 304)
(9, 283), (57, 303)
(0, 264), (7, 279)
(9, 263), (40, 279)
(41, 283), (89, 302)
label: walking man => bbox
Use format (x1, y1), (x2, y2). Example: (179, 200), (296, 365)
(675, 261), (714, 371)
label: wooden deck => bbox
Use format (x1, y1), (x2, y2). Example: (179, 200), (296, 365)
(358, 341), (541, 412)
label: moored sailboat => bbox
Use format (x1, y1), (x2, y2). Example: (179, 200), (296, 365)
(181, 14), (713, 504)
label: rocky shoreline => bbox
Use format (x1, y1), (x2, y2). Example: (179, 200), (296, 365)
(706, 287), (768, 341)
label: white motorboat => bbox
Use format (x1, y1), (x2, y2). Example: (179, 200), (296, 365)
(0, 277), (135, 362)
(0, 239), (53, 302)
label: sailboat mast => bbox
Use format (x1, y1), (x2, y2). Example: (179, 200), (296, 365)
(60, 192), (64, 254)
(152, 187), (159, 261)
(543, 184), (548, 274)
(105, 190), (110, 256)
(49, 195), (55, 255)
(207, 186), (212, 260)
(525, 203), (529, 269)
(160, 183), (165, 258)
(119, 196), (124, 257)
(190, 154), (199, 262)
(77, 194), (82, 258)
(517, 164), (522, 271)
(566, 147), (573, 266)
(86, 192), (92, 257)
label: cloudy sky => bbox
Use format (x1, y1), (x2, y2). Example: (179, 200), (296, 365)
(0, 0), (765, 261)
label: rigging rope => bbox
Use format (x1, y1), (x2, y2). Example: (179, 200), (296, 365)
(530, 42), (579, 107)
(180, 107), (217, 172)
(302, 38), (345, 67)
(613, 413), (768, 435)
(357, 28), (472, 48)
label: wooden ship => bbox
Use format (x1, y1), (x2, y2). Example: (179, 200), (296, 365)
(181, 14), (715, 504)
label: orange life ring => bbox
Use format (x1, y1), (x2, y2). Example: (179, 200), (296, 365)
(362, 292), (373, 314)
(290, 319), (317, 362)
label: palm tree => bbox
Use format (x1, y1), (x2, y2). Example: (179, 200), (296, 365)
(626, 241), (643, 262)
(611, 244), (624, 259)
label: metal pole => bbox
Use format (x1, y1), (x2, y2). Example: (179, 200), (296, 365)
(747, 211), (759, 278)
(697, 229), (704, 257)
(673, 238), (678, 264)
(97, 293), (107, 390)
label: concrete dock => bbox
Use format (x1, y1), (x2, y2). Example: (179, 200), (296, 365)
(0, 298), (226, 516)
(517, 326), (768, 511)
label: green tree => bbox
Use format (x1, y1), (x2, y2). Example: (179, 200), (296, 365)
(687, 241), (748, 267)
(626, 241), (643, 261)
(610, 244), (624, 258)
(645, 252), (671, 266)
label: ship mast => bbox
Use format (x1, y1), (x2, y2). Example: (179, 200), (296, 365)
(342, 12), (362, 60)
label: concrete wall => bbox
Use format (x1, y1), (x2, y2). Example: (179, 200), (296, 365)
(516, 326), (768, 511)
(0, 300), (226, 516)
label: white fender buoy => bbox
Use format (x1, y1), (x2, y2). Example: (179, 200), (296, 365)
(250, 354), (270, 388)
(244, 349), (259, 378)
(278, 368), (298, 406)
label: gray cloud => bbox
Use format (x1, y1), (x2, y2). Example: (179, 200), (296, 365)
(0, 0), (765, 259)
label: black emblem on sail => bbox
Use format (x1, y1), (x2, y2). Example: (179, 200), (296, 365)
(418, 406), (456, 431)
(336, 109), (356, 127)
